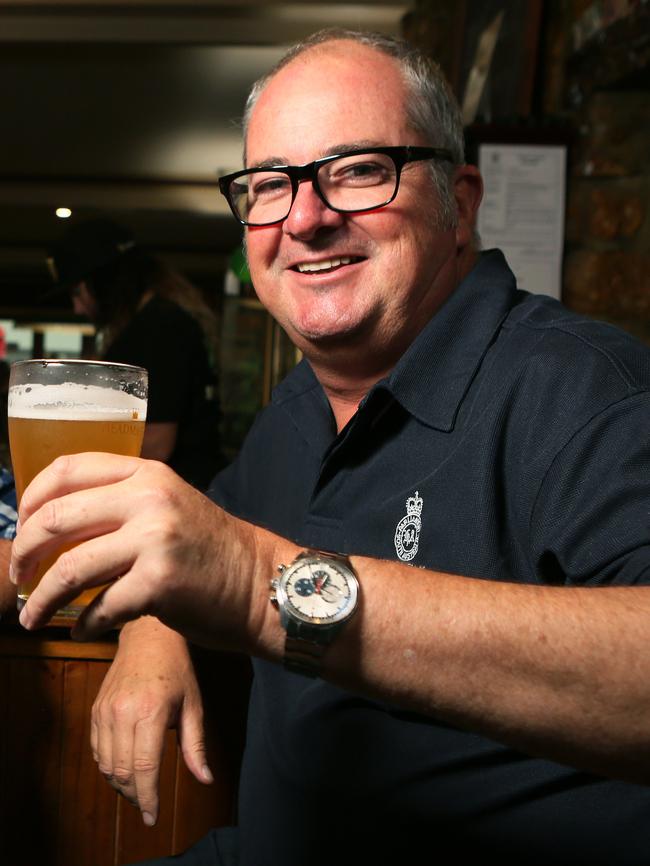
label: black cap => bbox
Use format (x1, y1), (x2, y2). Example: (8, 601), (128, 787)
(46, 218), (136, 287)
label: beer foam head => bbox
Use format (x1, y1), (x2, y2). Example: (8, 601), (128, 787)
(8, 382), (148, 421)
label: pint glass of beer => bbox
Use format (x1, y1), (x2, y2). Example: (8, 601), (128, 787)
(8, 359), (148, 621)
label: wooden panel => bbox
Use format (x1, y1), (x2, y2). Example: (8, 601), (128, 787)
(115, 728), (177, 863)
(171, 650), (251, 852)
(56, 659), (117, 866)
(172, 742), (232, 854)
(0, 657), (9, 863)
(0, 636), (117, 661)
(2, 657), (65, 866)
(0, 624), (118, 661)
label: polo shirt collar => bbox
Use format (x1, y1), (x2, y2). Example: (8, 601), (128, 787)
(385, 249), (518, 431)
(271, 354), (337, 453)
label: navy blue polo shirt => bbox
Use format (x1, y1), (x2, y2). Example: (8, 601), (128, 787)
(211, 250), (650, 866)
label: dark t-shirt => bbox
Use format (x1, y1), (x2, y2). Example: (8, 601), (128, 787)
(210, 251), (650, 866)
(105, 295), (223, 490)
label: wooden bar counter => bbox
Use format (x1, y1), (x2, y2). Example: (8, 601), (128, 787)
(0, 615), (251, 866)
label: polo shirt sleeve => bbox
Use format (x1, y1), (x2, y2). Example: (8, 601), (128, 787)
(529, 391), (650, 586)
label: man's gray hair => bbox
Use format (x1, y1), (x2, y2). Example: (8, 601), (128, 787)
(242, 28), (465, 228)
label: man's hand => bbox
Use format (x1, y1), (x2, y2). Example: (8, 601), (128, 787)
(9, 454), (283, 653)
(93, 617), (212, 826)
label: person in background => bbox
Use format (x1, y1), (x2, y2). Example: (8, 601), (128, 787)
(0, 359), (10, 469)
(13, 29), (650, 866)
(47, 218), (224, 490)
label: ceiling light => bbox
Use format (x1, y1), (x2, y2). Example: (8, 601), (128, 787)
(56, 207), (72, 219)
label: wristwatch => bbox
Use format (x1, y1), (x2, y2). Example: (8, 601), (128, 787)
(270, 549), (359, 677)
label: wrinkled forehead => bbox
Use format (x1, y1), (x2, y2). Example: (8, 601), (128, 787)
(245, 42), (411, 167)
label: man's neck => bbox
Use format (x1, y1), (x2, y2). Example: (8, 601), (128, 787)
(309, 353), (394, 433)
(324, 382), (375, 433)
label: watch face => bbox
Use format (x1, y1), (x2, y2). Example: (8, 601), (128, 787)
(280, 555), (358, 625)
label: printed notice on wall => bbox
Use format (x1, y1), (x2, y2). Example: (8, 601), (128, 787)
(477, 144), (566, 299)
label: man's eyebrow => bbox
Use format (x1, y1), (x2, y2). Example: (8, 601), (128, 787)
(249, 141), (386, 170)
(325, 141), (382, 156)
(252, 157), (288, 169)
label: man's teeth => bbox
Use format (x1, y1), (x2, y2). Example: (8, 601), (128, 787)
(296, 256), (357, 273)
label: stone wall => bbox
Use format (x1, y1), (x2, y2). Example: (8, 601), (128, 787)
(559, 3), (650, 343)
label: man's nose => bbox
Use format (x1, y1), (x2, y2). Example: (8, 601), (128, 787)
(282, 180), (345, 240)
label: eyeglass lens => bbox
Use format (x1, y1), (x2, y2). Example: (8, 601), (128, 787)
(229, 152), (399, 225)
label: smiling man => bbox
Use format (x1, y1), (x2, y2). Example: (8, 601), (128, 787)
(11, 29), (650, 866)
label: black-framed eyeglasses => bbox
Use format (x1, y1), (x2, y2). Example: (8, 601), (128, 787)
(218, 145), (454, 227)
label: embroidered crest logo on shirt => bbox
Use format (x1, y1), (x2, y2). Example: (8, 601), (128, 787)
(394, 491), (423, 562)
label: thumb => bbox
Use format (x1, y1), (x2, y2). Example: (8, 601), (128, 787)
(177, 697), (214, 785)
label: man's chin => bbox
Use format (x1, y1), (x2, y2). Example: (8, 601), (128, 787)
(292, 322), (375, 360)
(286, 306), (382, 355)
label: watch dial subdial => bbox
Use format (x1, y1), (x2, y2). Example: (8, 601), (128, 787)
(294, 577), (315, 597)
(320, 584), (342, 603)
(311, 569), (330, 594)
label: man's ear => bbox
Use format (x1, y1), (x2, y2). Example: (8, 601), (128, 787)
(453, 165), (483, 252)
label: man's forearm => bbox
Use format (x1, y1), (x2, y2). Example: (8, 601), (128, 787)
(258, 540), (650, 784)
(328, 558), (650, 783)
(117, 613), (189, 654)
(233, 529), (650, 783)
